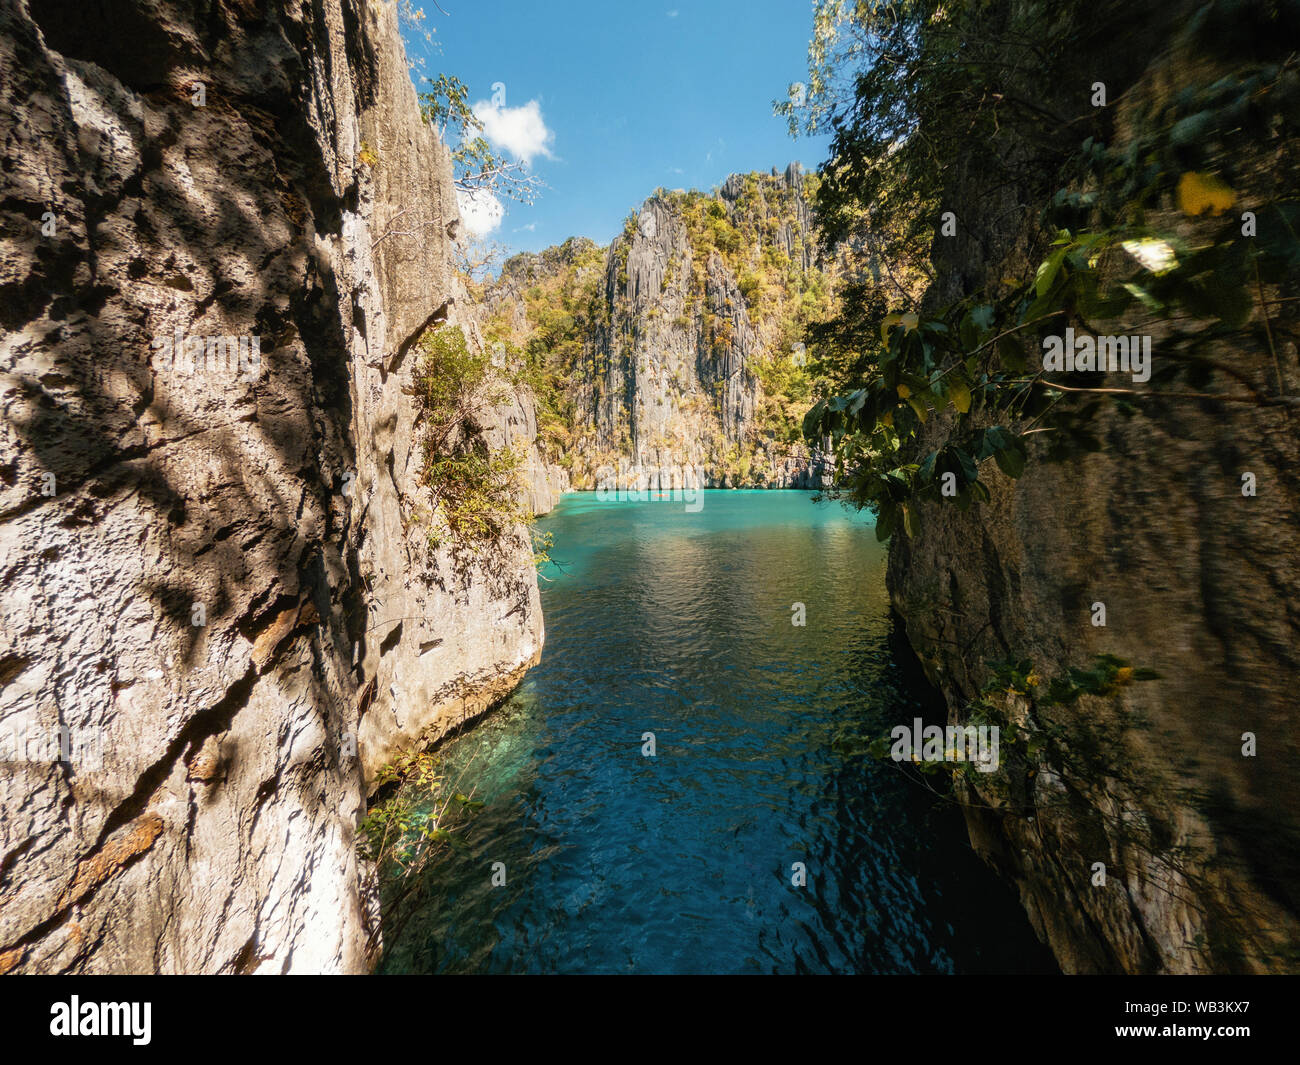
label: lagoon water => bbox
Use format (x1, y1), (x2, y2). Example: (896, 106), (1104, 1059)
(379, 491), (1058, 974)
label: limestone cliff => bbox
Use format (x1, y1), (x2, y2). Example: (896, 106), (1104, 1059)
(886, 0), (1300, 973)
(483, 165), (839, 492)
(0, 0), (542, 973)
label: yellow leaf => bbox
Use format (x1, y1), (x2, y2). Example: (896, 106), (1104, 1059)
(902, 503), (918, 537)
(949, 379), (972, 414)
(897, 383), (911, 398)
(901, 312), (919, 332)
(881, 411), (894, 427)
(1176, 171), (1234, 217)
(880, 313), (903, 343)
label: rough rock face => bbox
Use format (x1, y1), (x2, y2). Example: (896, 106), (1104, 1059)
(888, 2), (1300, 973)
(488, 165), (835, 493)
(0, 0), (542, 973)
(505, 388), (571, 517)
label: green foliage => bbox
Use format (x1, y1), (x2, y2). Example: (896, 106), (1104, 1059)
(781, 0), (1095, 259)
(797, 0), (1300, 536)
(421, 448), (524, 545)
(807, 193), (1299, 537)
(412, 323), (487, 424)
(981, 655), (1160, 708)
(531, 527), (554, 571)
(490, 238), (606, 460)
(359, 750), (484, 868)
(855, 654), (1159, 784)
(412, 326), (526, 549)
(490, 175), (846, 482)
(420, 73), (475, 144)
(803, 306), (1039, 540)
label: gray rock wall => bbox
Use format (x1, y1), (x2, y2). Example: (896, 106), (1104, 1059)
(0, 0), (542, 973)
(887, 1), (1300, 973)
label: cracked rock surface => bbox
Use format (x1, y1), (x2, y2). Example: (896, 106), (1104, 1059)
(0, 0), (543, 973)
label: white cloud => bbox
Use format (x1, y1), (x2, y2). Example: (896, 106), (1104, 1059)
(471, 98), (554, 166)
(456, 188), (504, 237)
(667, 9), (679, 16)
(513, 222), (537, 233)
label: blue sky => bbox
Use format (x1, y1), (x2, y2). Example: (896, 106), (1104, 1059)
(400, 0), (831, 256)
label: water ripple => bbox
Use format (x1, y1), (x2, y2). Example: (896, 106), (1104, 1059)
(380, 491), (1058, 975)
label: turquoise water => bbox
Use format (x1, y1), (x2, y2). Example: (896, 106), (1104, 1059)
(379, 490), (1058, 974)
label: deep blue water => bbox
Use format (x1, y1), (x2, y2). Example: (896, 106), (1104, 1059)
(379, 490), (1058, 974)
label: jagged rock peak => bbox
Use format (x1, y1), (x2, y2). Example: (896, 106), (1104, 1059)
(481, 162), (841, 495)
(719, 161), (807, 204)
(501, 236), (603, 284)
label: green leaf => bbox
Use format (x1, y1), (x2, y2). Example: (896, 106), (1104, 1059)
(975, 426), (1008, 459)
(1122, 281), (1163, 313)
(948, 377), (972, 413)
(997, 335), (1027, 373)
(918, 451), (938, 484)
(1035, 246), (1069, 298)
(802, 399), (827, 438)
(954, 447), (978, 484)
(875, 503), (897, 542)
(993, 438), (1027, 478)
(972, 303), (996, 329)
